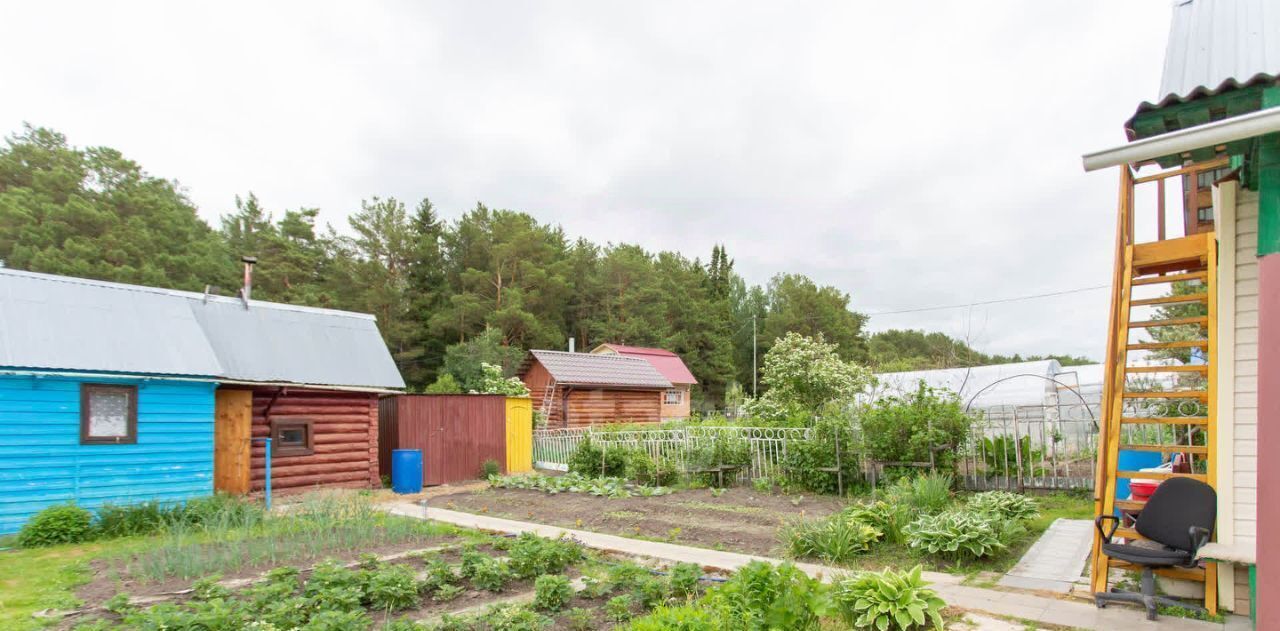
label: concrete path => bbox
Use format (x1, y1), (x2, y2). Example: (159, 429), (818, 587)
(383, 503), (1232, 631)
(998, 518), (1094, 593)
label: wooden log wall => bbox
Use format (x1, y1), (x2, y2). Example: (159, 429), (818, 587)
(522, 362), (563, 425)
(564, 388), (661, 427)
(247, 387), (379, 492)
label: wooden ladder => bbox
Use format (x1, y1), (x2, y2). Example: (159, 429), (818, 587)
(538, 380), (556, 423)
(1089, 165), (1219, 613)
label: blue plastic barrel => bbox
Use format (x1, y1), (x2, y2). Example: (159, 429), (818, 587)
(391, 449), (423, 494)
(1115, 450), (1162, 512)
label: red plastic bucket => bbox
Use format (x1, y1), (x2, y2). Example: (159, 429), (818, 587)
(1129, 479), (1160, 501)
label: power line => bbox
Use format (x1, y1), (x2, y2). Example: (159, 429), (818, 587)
(867, 284), (1110, 316)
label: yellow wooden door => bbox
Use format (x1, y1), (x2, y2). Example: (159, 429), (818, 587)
(214, 389), (253, 494)
(505, 397), (533, 473)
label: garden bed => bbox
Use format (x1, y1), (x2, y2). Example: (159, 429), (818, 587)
(433, 485), (847, 556)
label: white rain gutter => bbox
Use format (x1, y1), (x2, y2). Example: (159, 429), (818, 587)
(1082, 107), (1280, 172)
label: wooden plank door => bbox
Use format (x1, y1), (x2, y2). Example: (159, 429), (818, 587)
(214, 389), (252, 494)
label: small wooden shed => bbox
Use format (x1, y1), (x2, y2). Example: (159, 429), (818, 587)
(519, 350), (672, 427)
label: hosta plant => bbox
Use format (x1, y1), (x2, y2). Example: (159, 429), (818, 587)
(833, 565), (945, 631)
(965, 491), (1039, 522)
(904, 509), (1005, 561)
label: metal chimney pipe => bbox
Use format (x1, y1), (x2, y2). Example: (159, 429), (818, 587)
(240, 256), (258, 308)
(569, 337), (575, 353)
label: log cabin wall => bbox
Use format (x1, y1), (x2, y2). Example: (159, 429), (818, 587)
(246, 387), (379, 493)
(522, 362), (562, 425)
(564, 388), (661, 427)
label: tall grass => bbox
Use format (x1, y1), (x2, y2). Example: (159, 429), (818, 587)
(115, 491), (459, 582)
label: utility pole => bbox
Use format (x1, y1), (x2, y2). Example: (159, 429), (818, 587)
(752, 314), (758, 396)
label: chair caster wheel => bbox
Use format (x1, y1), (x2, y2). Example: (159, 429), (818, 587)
(1095, 597), (1107, 609)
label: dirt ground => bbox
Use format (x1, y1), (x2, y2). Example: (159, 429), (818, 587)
(431, 486), (848, 557)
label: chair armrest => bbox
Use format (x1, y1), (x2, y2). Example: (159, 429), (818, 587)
(1095, 515), (1120, 544)
(1188, 526), (1212, 557)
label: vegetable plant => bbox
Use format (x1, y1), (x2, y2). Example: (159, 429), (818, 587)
(533, 574), (573, 612)
(833, 565), (945, 631)
(782, 514), (882, 563)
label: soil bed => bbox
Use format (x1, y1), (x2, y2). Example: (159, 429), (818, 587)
(432, 486), (846, 556)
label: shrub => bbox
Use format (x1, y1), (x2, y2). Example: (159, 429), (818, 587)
(668, 562), (703, 598)
(783, 416), (862, 493)
(904, 509), (1006, 561)
(703, 561), (829, 630)
(424, 373), (463, 394)
(96, 501), (174, 538)
(860, 383), (972, 477)
(833, 565), (945, 631)
(781, 515), (882, 563)
(482, 459), (502, 478)
(624, 450), (658, 485)
(685, 434), (751, 487)
(532, 574), (573, 612)
(18, 502), (95, 547)
(507, 533), (583, 579)
(567, 437), (628, 477)
(966, 491), (1039, 522)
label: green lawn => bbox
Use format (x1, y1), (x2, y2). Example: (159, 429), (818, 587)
(0, 538), (150, 630)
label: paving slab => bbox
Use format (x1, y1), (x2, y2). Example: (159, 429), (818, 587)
(998, 518), (1093, 593)
(382, 502), (1233, 631)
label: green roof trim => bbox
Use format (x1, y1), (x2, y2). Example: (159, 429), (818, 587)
(1128, 86), (1267, 168)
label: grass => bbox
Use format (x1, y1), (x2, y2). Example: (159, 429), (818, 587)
(0, 537), (156, 630)
(674, 500), (765, 515)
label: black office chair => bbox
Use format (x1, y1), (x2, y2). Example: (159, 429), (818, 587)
(1094, 476), (1216, 620)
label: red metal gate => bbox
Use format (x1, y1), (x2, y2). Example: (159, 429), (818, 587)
(378, 395), (507, 486)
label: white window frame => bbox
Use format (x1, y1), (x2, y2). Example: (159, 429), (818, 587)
(664, 388), (682, 405)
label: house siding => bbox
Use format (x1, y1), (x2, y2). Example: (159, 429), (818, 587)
(661, 384), (692, 420)
(564, 389), (661, 427)
(1232, 188), (1259, 552)
(0, 374), (216, 535)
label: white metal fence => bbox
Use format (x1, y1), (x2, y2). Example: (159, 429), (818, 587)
(533, 426), (811, 481)
(534, 406), (1113, 492)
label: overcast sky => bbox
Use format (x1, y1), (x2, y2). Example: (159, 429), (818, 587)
(0, 1), (1176, 361)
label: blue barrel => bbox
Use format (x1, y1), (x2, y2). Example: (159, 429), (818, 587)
(391, 449), (423, 494)
(1115, 450), (1162, 512)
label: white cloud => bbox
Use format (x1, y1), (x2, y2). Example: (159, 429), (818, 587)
(0, 0), (1174, 360)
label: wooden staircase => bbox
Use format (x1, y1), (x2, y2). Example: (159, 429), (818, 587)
(1090, 163), (1221, 613)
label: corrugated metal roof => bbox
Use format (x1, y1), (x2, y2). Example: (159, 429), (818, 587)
(0, 269), (223, 376)
(188, 298), (405, 388)
(525, 350), (671, 389)
(1142, 0), (1280, 110)
(591, 344), (698, 384)
(0, 268), (405, 388)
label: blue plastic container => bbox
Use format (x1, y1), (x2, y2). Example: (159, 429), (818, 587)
(1115, 450), (1162, 512)
(391, 449), (423, 494)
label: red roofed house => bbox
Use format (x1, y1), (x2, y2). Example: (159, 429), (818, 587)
(591, 344), (697, 420)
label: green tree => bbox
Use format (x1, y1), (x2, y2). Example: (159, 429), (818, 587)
(441, 327), (527, 391)
(0, 125), (235, 290)
(762, 273), (869, 364)
(746, 332), (872, 425)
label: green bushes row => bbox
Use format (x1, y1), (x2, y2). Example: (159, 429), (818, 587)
(16, 494), (263, 548)
(627, 561), (946, 631)
(781, 475), (1040, 565)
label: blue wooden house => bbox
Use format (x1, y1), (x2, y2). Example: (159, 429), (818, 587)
(0, 268), (404, 535)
